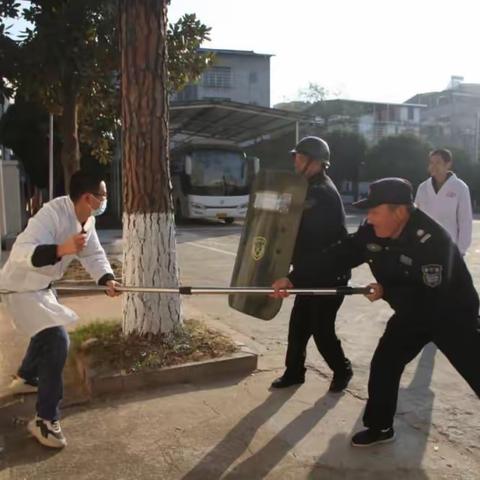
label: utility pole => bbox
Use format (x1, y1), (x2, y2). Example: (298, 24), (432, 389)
(49, 114), (54, 199)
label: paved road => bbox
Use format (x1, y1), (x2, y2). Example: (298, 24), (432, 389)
(1, 216), (478, 479)
(175, 215), (480, 475)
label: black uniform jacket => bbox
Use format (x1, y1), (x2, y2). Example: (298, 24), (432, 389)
(288, 174), (351, 288)
(319, 208), (479, 318)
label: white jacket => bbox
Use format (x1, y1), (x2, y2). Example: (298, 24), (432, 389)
(0, 196), (113, 336)
(415, 173), (473, 255)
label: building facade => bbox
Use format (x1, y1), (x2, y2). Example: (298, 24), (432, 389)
(407, 79), (480, 161)
(304, 99), (425, 145)
(172, 48), (272, 107)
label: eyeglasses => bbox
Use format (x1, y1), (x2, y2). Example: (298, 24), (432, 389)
(90, 192), (108, 200)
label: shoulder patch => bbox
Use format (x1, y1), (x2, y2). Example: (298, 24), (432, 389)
(421, 264), (442, 288)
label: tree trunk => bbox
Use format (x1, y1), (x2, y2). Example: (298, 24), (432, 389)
(120, 0), (181, 336)
(60, 81), (81, 193)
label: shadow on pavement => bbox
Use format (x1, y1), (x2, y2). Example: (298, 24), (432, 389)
(222, 391), (343, 480)
(309, 343), (436, 480)
(181, 387), (303, 480)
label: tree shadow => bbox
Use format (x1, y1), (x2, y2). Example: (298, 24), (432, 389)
(0, 373), (250, 471)
(309, 343), (437, 480)
(181, 387), (303, 480)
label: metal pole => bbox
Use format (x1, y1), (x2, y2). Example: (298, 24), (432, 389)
(0, 152), (7, 264)
(49, 114), (54, 200)
(0, 284), (373, 296)
(475, 112), (480, 162)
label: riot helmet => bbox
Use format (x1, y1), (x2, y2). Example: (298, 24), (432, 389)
(290, 136), (330, 166)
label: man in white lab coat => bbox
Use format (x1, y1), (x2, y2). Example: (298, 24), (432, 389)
(415, 148), (473, 255)
(0, 170), (121, 449)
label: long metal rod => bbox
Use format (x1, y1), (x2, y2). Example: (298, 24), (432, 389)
(0, 285), (373, 296)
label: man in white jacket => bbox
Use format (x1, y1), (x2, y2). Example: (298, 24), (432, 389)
(0, 170), (121, 449)
(415, 148), (473, 255)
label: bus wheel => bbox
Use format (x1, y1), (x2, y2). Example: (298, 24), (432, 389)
(175, 201), (184, 223)
(224, 217), (235, 225)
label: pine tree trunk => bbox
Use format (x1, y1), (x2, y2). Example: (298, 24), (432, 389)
(119, 0), (181, 335)
(60, 81), (80, 193)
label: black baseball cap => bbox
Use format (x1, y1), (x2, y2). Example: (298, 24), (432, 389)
(352, 177), (413, 209)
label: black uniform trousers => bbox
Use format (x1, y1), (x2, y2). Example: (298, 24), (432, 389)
(284, 294), (348, 379)
(364, 309), (480, 430)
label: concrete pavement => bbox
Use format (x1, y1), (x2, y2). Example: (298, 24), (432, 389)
(0, 223), (479, 479)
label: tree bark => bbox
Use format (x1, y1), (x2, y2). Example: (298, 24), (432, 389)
(60, 80), (81, 193)
(120, 0), (181, 335)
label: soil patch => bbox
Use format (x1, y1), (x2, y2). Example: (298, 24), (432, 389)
(70, 318), (239, 376)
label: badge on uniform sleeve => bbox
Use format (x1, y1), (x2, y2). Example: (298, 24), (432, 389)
(421, 264), (443, 288)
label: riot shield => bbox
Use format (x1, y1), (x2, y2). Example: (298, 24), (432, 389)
(229, 170), (308, 320)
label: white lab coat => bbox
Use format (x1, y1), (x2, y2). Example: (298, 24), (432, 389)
(0, 196), (113, 336)
(415, 173), (473, 255)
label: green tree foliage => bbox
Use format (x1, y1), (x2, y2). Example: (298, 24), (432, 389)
(0, 97), (62, 189)
(365, 134), (432, 188)
(0, 0), (213, 191)
(324, 129), (367, 200)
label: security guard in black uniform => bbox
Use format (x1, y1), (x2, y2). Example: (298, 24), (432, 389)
(270, 136), (353, 392)
(291, 177), (480, 447)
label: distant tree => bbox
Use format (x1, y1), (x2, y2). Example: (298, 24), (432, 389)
(298, 82), (341, 103)
(0, 0), (213, 192)
(443, 146), (472, 181)
(324, 129), (367, 201)
(0, 98), (62, 189)
(365, 134), (432, 188)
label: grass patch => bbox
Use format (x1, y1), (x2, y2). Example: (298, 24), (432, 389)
(70, 318), (239, 374)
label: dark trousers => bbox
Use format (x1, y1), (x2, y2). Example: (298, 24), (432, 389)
(363, 311), (480, 430)
(18, 326), (70, 422)
(284, 295), (348, 378)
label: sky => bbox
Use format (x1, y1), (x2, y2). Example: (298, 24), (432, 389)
(168, 0), (480, 106)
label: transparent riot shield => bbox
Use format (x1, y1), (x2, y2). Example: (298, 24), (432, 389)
(229, 170), (308, 320)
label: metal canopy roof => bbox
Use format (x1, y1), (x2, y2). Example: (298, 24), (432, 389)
(170, 100), (316, 146)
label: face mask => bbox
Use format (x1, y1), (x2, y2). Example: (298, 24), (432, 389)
(92, 199), (107, 217)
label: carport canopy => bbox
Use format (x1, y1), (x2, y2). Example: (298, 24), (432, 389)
(170, 100), (318, 146)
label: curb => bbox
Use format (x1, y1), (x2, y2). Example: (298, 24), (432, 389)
(75, 345), (258, 398)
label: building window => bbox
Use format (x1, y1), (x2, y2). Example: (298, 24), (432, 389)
(249, 72), (258, 84)
(203, 66), (232, 88)
(174, 85), (198, 101)
(408, 107), (414, 120)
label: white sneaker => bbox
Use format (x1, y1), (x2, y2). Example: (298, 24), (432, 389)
(28, 416), (67, 449)
(8, 376), (38, 395)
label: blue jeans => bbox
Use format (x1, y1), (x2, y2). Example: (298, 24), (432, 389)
(18, 326), (70, 422)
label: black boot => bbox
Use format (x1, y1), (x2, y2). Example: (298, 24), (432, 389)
(329, 360), (353, 393)
(271, 374), (305, 389)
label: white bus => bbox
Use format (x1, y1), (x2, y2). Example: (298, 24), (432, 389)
(171, 144), (259, 224)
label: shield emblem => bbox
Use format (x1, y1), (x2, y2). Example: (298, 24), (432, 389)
(421, 264), (442, 288)
(252, 236), (267, 261)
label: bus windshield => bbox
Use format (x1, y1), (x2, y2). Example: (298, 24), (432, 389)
(188, 149), (249, 195)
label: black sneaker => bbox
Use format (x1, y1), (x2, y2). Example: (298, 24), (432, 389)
(351, 427), (395, 447)
(270, 375), (305, 389)
(329, 365), (353, 393)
